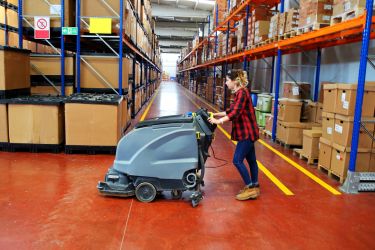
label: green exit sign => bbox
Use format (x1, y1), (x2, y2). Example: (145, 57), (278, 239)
(62, 27), (78, 35)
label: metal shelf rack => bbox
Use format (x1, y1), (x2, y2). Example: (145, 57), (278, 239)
(178, 0), (375, 189)
(75, 0), (161, 117)
(18, 0), (66, 96)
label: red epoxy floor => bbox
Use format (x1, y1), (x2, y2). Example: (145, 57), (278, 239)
(1, 81), (374, 249)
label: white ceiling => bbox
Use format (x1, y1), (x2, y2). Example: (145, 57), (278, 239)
(151, 0), (215, 53)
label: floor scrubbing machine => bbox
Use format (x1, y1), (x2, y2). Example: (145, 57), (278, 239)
(97, 108), (216, 207)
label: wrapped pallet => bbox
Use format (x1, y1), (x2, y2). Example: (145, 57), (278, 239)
(0, 99), (8, 144)
(64, 94), (125, 147)
(8, 96), (65, 145)
(298, 0), (333, 29)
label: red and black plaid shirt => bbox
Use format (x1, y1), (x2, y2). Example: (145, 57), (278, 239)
(226, 88), (259, 141)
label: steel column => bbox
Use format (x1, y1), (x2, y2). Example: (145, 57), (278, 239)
(271, 0), (284, 140)
(119, 0), (124, 95)
(61, 0), (65, 96)
(18, 0), (23, 48)
(76, 0), (81, 93)
(313, 48), (322, 102)
(348, 0), (374, 172)
(243, 4), (250, 70)
(270, 56), (275, 92)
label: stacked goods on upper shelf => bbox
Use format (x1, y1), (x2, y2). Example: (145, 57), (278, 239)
(298, 0), (333, 32)
(22, 0), (75, 28)
(285, 8), (299, 33)
(319, 82), (375, 181)
(268, 13), (279, 40)
(250, 7), (273, 46)
(213, 0), (227, 27)
(0, 1), (19, 48)
(331, 0), (366, 25)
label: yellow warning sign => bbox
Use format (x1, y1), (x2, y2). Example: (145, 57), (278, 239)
(89, 18), (112, 34)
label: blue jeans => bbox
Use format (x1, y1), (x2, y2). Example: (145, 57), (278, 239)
(233, 139), (259, 186)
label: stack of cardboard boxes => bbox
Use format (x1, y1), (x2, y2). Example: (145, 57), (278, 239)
(298, 0), (333, 29)
(319, 82), (375, 181)
(331, 0), (366, 24)
(213, 0), (227, 27)
(1, 1), (19, 48)
(272, 81), (322, 147)
(250, 7), (273, 45)
(285, 9), (300, 33)
(268, 14), (279, 40)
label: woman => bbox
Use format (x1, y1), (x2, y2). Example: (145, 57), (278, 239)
(208, 69), (260, 201)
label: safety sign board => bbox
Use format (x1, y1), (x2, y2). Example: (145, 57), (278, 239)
(34, 17), (50, 39)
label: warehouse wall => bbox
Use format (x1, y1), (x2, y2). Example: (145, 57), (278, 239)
(162, 53), (180, 78)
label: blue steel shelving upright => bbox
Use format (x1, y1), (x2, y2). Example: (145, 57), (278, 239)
(18, 0), (66, 96)
(341, 0), (375, 193)
(75, 0), (160, 118)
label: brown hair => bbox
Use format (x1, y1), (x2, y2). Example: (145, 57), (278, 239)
(226, 69), (248, 88)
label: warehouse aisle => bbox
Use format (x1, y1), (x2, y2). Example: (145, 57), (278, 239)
(0, 81), (375, 249)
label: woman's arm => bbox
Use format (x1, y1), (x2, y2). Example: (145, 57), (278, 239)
(213, 111), (226, 117)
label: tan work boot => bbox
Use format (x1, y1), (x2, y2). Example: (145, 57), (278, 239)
(236, 187), (258, 200)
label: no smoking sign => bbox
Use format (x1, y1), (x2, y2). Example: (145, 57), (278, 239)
(34, 17), (50, 39)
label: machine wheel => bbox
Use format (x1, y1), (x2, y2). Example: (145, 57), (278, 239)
(171, 190), (183, 199)
(191, 199), (199, 208)
(135, 182), (157, 203)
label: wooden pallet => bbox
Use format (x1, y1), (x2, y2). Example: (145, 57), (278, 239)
(330, 8), (365, 25)
(279, 30), (297, 40)
(293, 148), (318, 165)
(296, 23), (330, 35)
(318, 165), (345, 183)
(275, 139), (302, 149)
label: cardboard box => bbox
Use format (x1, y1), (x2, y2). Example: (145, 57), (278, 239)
(6, 8), (18, 29)
(322, 112), (335, 141)
(8, 98), (64, 144)
(31, 56), (74, 76)
(302, 101), (318, 122)
(276, 121), (285, 141)
(31, 86), (74, 96)
(302, 129), (322, 158)
(316, 103), (323, 124)
(370, 150), (375, 172)
(333, 114), (375, 148)
(331, 143), (371, 179)
(0, 47), (30, 92)
(335, 83), (375, 117)
(0, 29), (5, 47)
(80, 56), (129, 91)
(318, 137), (333, 169)
(6, 0), (18, 6)
(279, 122), (315, 145)
(65, 94), (124, 146)
(323, 83), (337, 113)
(332, 0), (366, 16)
(0, 101), (8, 142)
(22, 0), (75, 27)
(278, 99), (302, 122)
(283, 81), (311, 100)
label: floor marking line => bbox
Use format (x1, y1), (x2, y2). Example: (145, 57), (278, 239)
(140, 88), (160, 121)
(120, 199), (134, 250)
